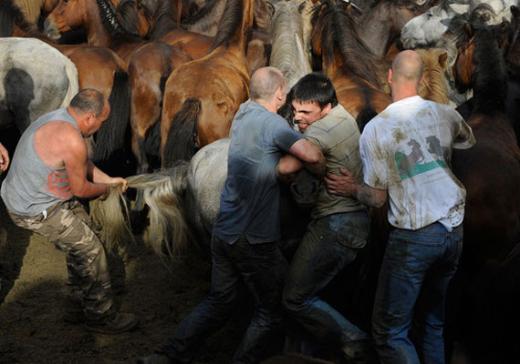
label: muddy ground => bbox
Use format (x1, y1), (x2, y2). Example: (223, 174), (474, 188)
(0, 199), (253, 364)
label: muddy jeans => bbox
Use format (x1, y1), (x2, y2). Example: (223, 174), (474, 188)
(8, 199), (114, 321)
(282, 211), (370, 348)
(372, 223), (463, 364)
(161, 234), (287, 364)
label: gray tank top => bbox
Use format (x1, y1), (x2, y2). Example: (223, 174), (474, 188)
(1, 108), (78, 216)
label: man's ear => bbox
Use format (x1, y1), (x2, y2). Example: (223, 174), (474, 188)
(387, 68), (393, 85)
(321, 102), (333, 116)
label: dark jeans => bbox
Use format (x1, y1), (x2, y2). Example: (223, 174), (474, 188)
(161, 234), (287, 364)
(372, 223), (463, 364)
(283, 211), (370, 348)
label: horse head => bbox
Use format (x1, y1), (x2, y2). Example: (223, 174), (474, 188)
(44, 0), (149, 41)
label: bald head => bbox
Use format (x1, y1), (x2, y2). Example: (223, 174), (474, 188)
(250, 67), (287, 102)
(391, 50), (424, 84)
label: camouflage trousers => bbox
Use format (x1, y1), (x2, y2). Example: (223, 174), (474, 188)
(8, 199), (114, 321)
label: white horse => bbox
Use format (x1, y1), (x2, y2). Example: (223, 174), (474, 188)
(269, 0), (313, 89)
(92, 137), (319, 258)
(0, 37), (79, 131)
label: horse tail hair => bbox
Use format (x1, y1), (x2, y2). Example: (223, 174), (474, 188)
(60, 57), (80, 108)
(93, 70), (131, 162)
(163, 98), (201, 167)
(356, 106), (377, 133)
(90, 162), (191, 259)
(90, 184), (134, 254)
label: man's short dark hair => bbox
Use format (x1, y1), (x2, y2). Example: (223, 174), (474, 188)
(291, 73), (338, 108)
(69, 89), (105, 116)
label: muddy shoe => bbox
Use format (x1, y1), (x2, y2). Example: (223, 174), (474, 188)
(85, 312), (138, 334)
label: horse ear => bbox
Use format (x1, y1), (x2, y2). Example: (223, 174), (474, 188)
(511, 5), (519, 18)
(438, 50), (448, 68)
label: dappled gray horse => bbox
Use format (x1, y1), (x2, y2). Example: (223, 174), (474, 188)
(0, 37), (78, 132)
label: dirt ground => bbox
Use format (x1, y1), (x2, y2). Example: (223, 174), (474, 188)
(0, 200), (250, 364)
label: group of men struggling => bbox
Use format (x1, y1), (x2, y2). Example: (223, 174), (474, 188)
(0, 49), (475, 364)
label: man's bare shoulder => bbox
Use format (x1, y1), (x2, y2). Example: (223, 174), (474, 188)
(34, 120), (85, 167)
(37, 120), (83, 146)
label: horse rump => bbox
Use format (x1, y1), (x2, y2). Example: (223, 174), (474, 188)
(163, 97), (201, 167)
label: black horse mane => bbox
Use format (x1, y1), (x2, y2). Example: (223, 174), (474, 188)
(211, 0), (246, 50)
(312, 0), (382, 88)
(471, 25), (509, 114)
(0, 0), (34, 36)
(96, 0), (142, 40)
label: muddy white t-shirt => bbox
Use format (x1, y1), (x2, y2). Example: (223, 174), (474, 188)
(360, 96), (475, 230)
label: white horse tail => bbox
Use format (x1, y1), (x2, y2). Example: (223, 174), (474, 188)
(90, 184), (134, 253)
(60, 57), (79, 108)
(136, 163), (191, 258)
(91, 162), (191, 259)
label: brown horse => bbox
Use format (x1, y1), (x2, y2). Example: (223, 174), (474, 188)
(160, 0), (253, 166)
(448, 23), (520, 363)
(310, 0), (392, 121)
(44, 0), (151, 62)
(311, 0), (450, 126)
(128, 42), (192, 174)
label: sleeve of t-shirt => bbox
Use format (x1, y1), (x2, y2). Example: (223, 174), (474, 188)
(304, 125), (328, 154)
(359, 126), (388, 189)
(452, 110), (476, 150)
(272, 116), (303, 152)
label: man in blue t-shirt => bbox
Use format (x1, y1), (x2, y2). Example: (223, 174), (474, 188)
(139, 67), (325, 364)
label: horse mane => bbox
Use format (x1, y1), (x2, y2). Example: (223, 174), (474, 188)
(313, 0), (383, 88)
(416, 48), (450, 104)
(182, 0), (220, 25)
(211, 0), (246, 49)
(151, 0), (179, 38)
(471, 25), (508, 114)
(0, 0), (34, 36)
(96, 0), (141, 40)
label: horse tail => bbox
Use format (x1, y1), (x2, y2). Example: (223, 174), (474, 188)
(163, 97), (201, 167)
(60, 56), (79, 108)
(90, 162), (191, 259)
(93, 70), (131, 162)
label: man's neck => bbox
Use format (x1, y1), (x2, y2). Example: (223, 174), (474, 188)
(255, 99), (278, 113)
(66, 107), (87, 137)
(391, 84), (419, 102)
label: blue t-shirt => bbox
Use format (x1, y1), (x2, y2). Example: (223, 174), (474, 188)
(213, 100), (302, 244)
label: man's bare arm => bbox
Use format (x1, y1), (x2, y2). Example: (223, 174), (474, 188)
(325, 168), (387, 208)
(60, 130), (108, 199)
(87, 161), (128, 191)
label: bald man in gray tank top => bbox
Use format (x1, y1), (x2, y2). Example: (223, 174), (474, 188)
(1, 89), (138, 334)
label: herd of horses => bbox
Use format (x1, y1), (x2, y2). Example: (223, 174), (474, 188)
(1, 0), (520, 362)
